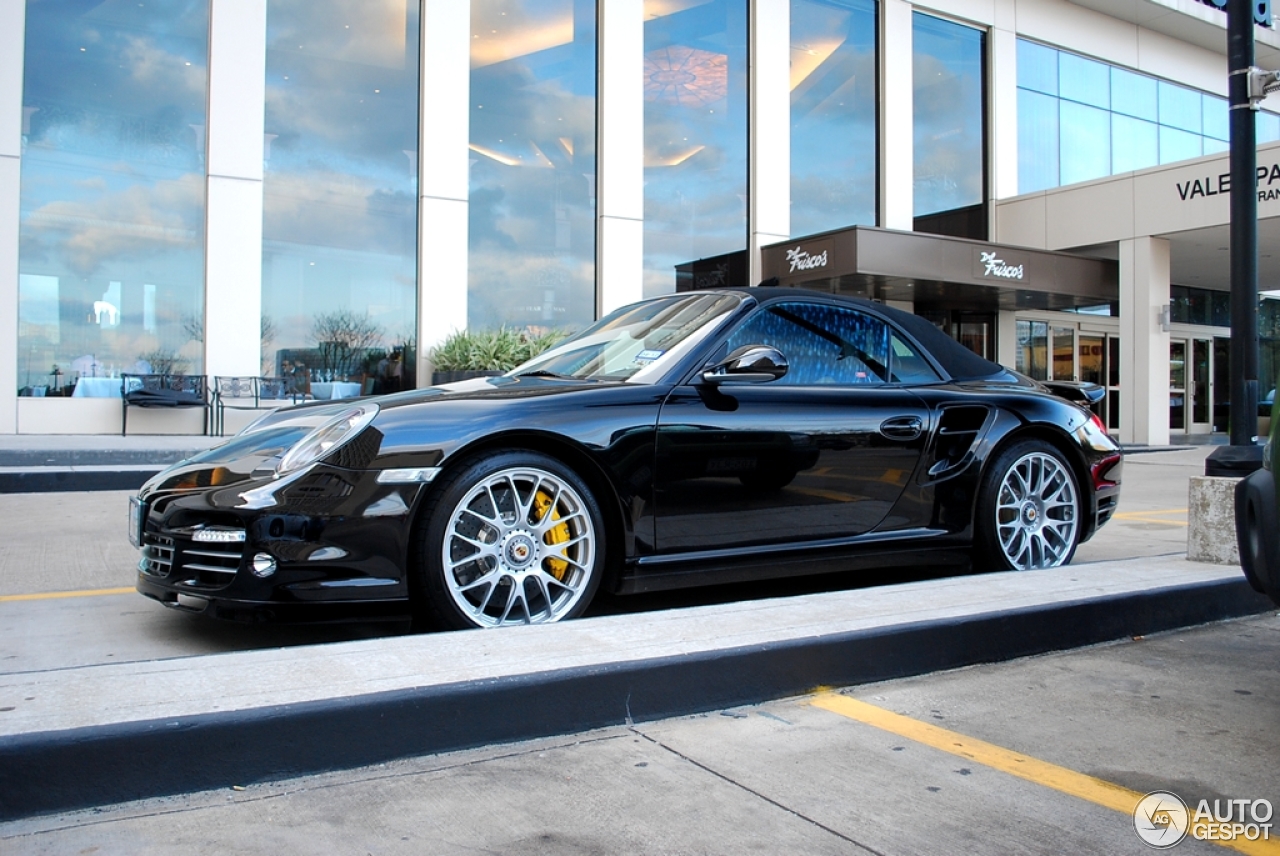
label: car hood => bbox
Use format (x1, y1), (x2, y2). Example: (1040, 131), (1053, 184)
(139, 375), (618, 495)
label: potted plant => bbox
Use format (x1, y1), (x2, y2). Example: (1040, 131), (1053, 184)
(429, 328), (567, 385)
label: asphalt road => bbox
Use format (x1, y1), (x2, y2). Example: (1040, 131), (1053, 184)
(0, 446), (1209, 673)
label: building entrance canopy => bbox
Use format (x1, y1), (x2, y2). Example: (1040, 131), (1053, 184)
(760, 226), (1118, 312)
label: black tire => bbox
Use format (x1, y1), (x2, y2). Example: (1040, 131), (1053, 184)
(973, 440), (1082, 572)
(412, 450), (605, 630)
(1236, 469), (1280, 604)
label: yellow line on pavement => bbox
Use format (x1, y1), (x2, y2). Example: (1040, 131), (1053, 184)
(1112, 508), (1189, 527)
(0, 586), (134, 603)
(811, 693), (1280, 856)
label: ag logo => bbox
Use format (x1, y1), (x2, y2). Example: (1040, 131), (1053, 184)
(1134, 791), (1190, 848)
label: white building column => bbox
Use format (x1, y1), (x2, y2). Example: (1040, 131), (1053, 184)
(419, 0), (471, 378)
(749, 0), (789, 286)
(988, 24), (1018, 203)
(1119, 236), (1171, 446)
(880, 0), (913, 230)
(0, 2), (26, 433)
(204, 0), (267, 380)
(597, 0), (643, 314)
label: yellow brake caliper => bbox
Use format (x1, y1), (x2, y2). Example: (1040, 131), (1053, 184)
(534, 489), (571, 581)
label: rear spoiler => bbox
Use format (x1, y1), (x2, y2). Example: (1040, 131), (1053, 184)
(1040, 379), (1105, 406)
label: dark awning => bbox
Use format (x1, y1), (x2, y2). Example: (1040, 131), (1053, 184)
(760, 226), (1118, 311)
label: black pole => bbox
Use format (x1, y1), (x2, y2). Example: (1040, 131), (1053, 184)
(1228, 0), (1260, 446)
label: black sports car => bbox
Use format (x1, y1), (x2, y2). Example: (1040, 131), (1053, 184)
(129, 288), (1123, 630)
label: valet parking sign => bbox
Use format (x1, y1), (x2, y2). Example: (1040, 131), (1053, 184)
(1174, 160), (1280, 203)
(1134, 790), (1274, 848)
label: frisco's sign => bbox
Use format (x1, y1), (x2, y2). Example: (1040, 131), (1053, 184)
(978, 250), (1024, 281)
(786, 246), (828, 273)
(1176, 162), (1280, 202)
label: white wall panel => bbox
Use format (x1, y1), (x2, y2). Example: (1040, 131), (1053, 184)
(421, 0), (470, 204)
(916, 0), (996, 27)
(207, 0), (266, 182)
(990, 27), (1019, 200)
(598, 216), (643, 315)
(751, 0), (789, 286)
(598, 0), (643, 312)
(419, 196), (468, 376)
(205, 177), (264, 377)
(1119, 236), (1170, 446)
(881, 0), (914, 230)
(1015, 0), (1139, 69)
(419, 0), (470, 359)
(204, 0), (267, 380)
(0, 0), (24, 433)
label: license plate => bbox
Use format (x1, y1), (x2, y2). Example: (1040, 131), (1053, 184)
(128, 496), (144, 548)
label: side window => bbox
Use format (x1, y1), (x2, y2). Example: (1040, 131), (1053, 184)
(889, 333), (942, 384)
(724, 302), (891, 386)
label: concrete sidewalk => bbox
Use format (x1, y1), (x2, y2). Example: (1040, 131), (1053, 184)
(0, 554), (1269, 820)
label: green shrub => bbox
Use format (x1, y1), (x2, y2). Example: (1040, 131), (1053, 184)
(429, 328), (569, 372)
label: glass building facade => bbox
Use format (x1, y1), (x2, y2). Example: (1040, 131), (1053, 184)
(468, 0), (597, 331)
(262, 0), (421, 388)
(17, 0), (209, 393)
(789, 0), (877, 237)
(641, 0), (748, 297)
(1017, 39), (1280, 194)
(4, 0), (1273, 446)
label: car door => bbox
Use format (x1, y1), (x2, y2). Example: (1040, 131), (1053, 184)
(653, 299), (934, 555)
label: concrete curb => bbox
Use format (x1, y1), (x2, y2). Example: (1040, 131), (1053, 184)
(0, 574), (1269, 821)
(0, 466), (160, 493)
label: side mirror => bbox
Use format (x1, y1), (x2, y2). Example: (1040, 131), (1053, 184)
(701, 345), (788, 385)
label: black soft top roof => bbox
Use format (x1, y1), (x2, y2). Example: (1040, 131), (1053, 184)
(724, 287), (1006, 382)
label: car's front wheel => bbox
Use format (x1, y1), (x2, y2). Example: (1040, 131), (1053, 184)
(974, 440), (1081, 571)
(413, 451), (604, 630)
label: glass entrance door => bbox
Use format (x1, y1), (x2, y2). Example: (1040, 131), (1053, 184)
(1170, 340), (1187, 432)
(1079, 332), (1119, 431)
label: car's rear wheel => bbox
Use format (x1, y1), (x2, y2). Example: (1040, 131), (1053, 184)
(974, 440), (1081, 571)
(413, 451), (604, 630)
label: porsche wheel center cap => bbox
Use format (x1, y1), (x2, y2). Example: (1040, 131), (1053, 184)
(1021, 502), (1040, 526)
(504, 532), (538, 569)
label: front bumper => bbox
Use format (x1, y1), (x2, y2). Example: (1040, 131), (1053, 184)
(133, 463), (423, 623)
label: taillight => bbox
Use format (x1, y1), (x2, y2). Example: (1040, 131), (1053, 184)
(1091, 452), (1122, 489)
(1088, 410), (1108, 435)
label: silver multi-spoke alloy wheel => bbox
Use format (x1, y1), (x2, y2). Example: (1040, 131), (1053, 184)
(441, 465), (597, 627)
(993, 451), (1079, 570)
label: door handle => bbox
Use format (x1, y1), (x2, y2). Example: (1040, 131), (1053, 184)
(880, 415), (923, 441)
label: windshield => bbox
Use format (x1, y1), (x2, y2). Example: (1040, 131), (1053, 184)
(511, 292), (744, 383)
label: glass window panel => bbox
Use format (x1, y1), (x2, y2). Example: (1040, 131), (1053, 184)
(1059, 52), (1109, 109)
(789, 0), (877, 236)
(1202, 94), (1229, 141)
(1111, 114), (1158, 174)
(1016, 39), (1057, 96)
(468, 0), (597, 331)
(912, 13), (985, 217)
(727, 303), (890, 386)
(262, 0), (420, 388)
(1258, 111), (1280, 144)
(643, 0), (748, 297)
(18, 0), (209, 391)
(1159, 81), (1202, 133)
(1060, 101), (1110, 185)
(1017, 88), (1059, 193)
(1110, 66), (1156, 121)
(1159, 125), (1203, 164)
(1016, 320), (1048, 381)
(1052, 326), (1074, 381)
(1203, 136), (1229, 156)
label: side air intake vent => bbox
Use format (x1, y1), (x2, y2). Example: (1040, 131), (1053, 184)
(928, 405), (991, 479)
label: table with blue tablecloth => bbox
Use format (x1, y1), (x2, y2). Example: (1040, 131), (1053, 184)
(72, 377), (124, 398)
(310, 381), (362, 400)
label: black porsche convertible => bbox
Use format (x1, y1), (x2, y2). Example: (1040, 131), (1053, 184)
(129, 288), (1122, 630)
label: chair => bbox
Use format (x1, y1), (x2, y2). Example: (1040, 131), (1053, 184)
(213, 376), (301, 436)
(121, 374), (210, 436)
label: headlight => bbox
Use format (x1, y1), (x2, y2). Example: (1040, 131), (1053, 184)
(277, 403), (379, 475)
